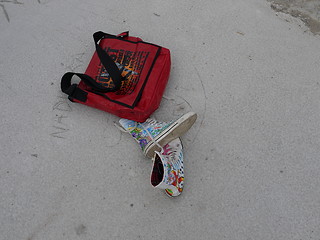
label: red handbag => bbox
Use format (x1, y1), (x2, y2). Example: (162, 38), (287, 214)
(61, 31), (171, 122)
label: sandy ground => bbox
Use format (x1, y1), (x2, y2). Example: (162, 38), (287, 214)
(268, 0), (320, 34)
(1, 0), (320, 239)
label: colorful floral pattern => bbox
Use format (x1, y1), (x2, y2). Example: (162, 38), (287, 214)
(119, 118), (185, 197)
(119, 118), (172, 152)
(154, 138), (184, 197)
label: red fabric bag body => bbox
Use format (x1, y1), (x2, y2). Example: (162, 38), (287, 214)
(61, 31), (171, 122)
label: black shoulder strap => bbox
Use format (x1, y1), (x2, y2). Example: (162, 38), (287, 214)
(61, 31), (129, 102)
(60, 72), (116, 102)
(61, 31), (130, 101)
(93, 31), (125, 91)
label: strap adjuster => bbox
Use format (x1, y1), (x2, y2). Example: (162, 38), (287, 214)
(67, 84), (88, 102)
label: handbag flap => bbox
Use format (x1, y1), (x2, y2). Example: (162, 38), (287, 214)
(82, 37), (162, 108)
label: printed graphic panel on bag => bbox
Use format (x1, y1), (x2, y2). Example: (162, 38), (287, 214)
(83, 38), (161, 108)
